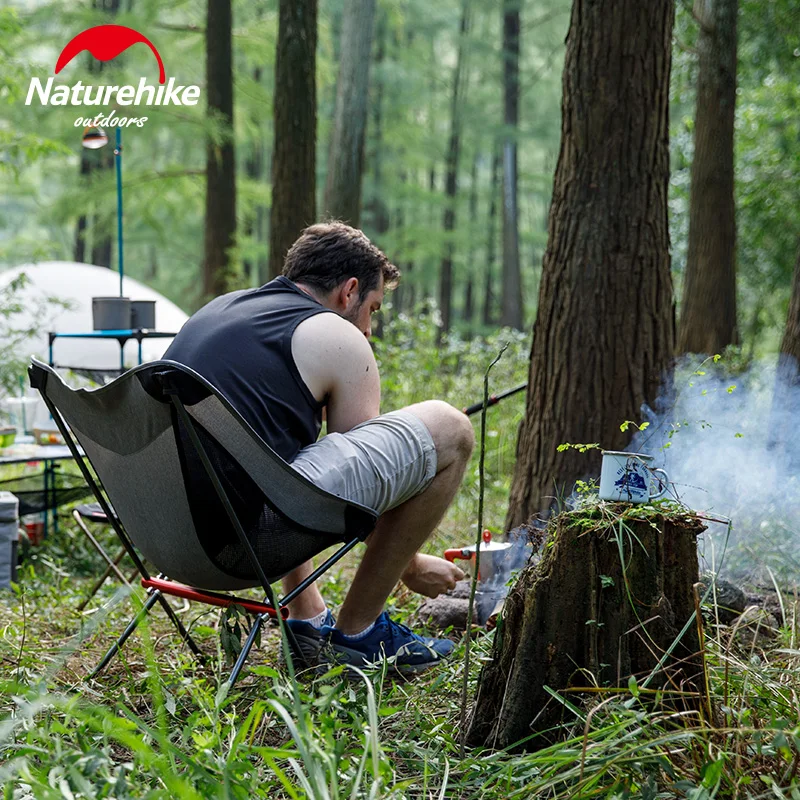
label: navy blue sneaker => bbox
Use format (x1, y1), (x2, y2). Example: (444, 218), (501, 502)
(321, 612), (455, 675)
(284, 609), (335, 666)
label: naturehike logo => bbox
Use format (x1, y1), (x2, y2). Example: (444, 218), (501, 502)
(25, 24), (201, 128)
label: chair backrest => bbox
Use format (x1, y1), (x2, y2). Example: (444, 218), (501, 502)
(29, 358), (376, 590)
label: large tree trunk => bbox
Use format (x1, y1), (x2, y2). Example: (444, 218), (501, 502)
(678, 0), (738, 354)
(323, 0), (377, 226)
(467, 510), (706, 750)
(505, 0), (676, 529)
(203, 0), (236, 301)
(438, 0), (472, 336)
(268, 0), (317, 279)
(500, 0), (524, 330)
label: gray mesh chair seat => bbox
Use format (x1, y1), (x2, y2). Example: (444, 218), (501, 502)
(29, 357), (378, 683)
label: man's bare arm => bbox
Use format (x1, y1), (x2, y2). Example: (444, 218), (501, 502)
(292, 312), (380, 433)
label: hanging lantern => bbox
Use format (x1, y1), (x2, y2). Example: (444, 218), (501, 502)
(81, 126), (108, 150)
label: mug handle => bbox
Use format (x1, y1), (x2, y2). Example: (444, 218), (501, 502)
(648, 468), (670, 500)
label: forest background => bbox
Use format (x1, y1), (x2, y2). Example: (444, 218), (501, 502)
(1, 1), (800, 796)
(0, 0), (796, 352)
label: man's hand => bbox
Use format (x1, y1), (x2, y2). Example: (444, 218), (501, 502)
(401, 553), (465, 598)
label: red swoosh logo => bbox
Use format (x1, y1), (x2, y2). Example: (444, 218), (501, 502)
(55, 25), (166, 84)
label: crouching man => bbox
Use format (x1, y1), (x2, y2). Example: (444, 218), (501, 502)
(165, 222), (473, 673)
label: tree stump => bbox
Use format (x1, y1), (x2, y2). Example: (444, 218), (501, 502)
(467, 507), (706, 751)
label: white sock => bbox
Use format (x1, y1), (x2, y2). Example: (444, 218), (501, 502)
(341, 621), (376, 641)
(297, 608), (329, 629)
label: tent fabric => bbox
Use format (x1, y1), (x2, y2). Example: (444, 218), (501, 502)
(0, 262), (189, 371)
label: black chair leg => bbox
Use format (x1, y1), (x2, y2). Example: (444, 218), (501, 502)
(228, 613), (267, 688)
(89, 590), (161, 678)
(154, 592), (205, 661)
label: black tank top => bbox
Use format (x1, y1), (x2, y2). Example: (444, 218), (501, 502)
(164, 276), (332, 461)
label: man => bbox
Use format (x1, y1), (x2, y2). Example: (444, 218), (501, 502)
(164, 222), (473, 673)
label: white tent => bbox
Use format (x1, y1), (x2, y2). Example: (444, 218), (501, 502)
(0, 261), (189, 371)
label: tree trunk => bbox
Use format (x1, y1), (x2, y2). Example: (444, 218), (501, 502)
(467, 510), (706, 750)
(500, 0), (524, 330)
(779, 245), (800, 380)
(366, 12), (390, 237)
(268, 0), (317, 279)
(483, 148), (500, 326)
(769, 243), (800, 467)
(323, 0), (377, 226)
(244, 67), (266, 285)
(505, 0), (676, 529)
(203, 0), (236, 302)
(462, 152), (480, 326)
(438, 0), (472, 336)
(678, 0), (738, 355)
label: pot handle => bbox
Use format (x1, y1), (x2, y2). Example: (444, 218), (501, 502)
(444, 549), (471, 563)
(649, 468), (670, 500)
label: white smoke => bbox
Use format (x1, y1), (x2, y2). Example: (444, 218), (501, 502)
(628, 357), (800, 585)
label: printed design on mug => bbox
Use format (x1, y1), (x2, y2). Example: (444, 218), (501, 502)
(613, 459), (648, 498)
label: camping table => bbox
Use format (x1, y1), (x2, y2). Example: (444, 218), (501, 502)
(0, 445), (85, 539)
(48, 329), (178, 373)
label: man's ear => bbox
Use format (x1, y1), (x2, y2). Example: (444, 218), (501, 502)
(341, 277), (359, 307)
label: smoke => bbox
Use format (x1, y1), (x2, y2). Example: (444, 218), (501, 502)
(628, 356), (800, 585)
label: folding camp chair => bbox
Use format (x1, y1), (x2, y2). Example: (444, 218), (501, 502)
(29, 358), (378, 686)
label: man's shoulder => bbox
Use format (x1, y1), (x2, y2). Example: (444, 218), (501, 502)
(292, 312), (374, 370)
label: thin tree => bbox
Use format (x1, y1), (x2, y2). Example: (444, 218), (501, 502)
(438, 0), (472, 335)
(505, 0), (676, 528)
(770, 243), (800, 466)
(678, 0), (738, 354)
(500, 0), (524, 330)
(243, 67), (267, 285)
(482, 148), (500, 326)
(268, 0), (317, 279)
(203, 0), (236, 301)
(323, 0), (377, 226)
(779, 246), (800, 383)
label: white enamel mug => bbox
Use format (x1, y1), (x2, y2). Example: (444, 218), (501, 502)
(599, 451), (670, 504)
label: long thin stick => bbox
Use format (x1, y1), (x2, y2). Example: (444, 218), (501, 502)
(459, 343), (508, 757)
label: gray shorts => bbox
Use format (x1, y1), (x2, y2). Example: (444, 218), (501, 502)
(289, 410), (438, 514)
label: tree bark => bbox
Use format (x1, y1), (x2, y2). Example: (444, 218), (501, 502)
(500, 0), (524, 330)
(482, 148), (500, 326)
(268, 0), (317, 279)
(779, 245), (800, 380)
(462, 152), (480, 326)
(366, 12), (390, 237)
(769, 243), (800, 466)
(678, 0), (738, 355)
(203, 0), (236, 302)
(244, 67), (266, 285)
(323, 0), (377, 226)
(467, 510), (706, 750)
(438, 0), (472, 336)
(505, 0), (676, 528)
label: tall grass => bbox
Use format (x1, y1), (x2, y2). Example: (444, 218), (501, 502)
(2, 314), (800, 797)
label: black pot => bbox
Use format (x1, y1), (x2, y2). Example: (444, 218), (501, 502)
(92, 297), (131, 331)
(131, 300), (156, 330)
